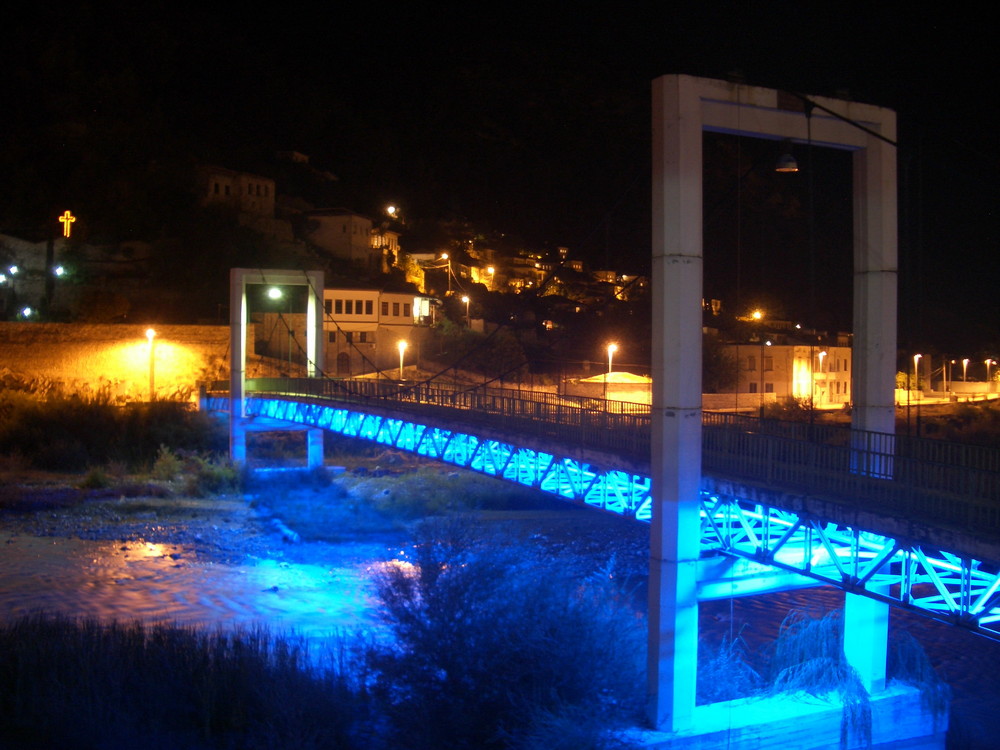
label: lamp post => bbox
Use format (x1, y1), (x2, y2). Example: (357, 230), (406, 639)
(987, 359), (997, 395)
(605, 343), (618, 402)
(817, 350), (827, 407)
(913, 353), (923, 435)
(963, 358), (969, 382)
(397, 340), (408, 381)
(461, 295), (470, 326)
(146, 329), (156, 401)
(486, 266), (495, 291)
(441, 253), (452, 295)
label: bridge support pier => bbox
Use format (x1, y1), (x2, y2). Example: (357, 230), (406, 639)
(843, 590), (889, 693)
(307, 428), (324, 469)
(650, 74), (900, 736)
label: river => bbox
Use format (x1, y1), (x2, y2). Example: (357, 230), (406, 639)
(1, 508), (996, 748)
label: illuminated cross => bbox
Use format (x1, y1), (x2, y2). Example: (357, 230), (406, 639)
(58, 210), (76, 238)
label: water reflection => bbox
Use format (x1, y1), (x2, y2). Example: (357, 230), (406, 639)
(0, 535), (389, 644)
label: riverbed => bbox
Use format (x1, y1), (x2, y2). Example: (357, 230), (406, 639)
(0, 486), (996, 748)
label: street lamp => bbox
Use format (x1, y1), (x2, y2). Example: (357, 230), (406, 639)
(461, 295), (470, 326)
(440, 253), (452, 295)
(146, 329), (156, 401)
(486, 266), (495, 291)
(913, 354), (922, 392)
(816, 350), (827, 406)
(605, 342), (618, 401)
(397, 340), (408, 380)
(963, 358), (970, 382)
(987, 359), (997, 395)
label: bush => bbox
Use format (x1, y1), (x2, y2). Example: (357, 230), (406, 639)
(0, 393), (227, 472)
(764, 610), (871, 750)
(366, 519), (646, 749)
(179, 452), (241, 497)
(0, 615), (369, 750)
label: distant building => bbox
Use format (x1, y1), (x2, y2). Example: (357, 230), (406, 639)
(197, 165), (292, 240)
(720, 342), (852, 407)
(321, 288), (437, 376)
(304, 209), (399, 274)
(198, 165), (276, 218)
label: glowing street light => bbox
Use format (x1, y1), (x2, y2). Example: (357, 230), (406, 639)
(751, 309), (763, 321)
(486, 265), (495, 291)
(607, 343), (618, 374)
(913, 353), (922, 392)
(397, 339), (408, 380)
(963, 358), (970, 381)
(146, 329), (156, 401)
(987, 359), (997, 394)
(461, 295), (470, 326)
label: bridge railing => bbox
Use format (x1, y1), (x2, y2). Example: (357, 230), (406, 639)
(210, 378), (1000, 538)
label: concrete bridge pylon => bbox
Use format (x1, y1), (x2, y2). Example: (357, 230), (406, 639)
(228, 268), (325, 468)
(650, 75), (898, 733)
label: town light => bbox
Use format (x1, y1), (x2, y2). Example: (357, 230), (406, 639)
(397, 340), (408, 380)
(267, 286), (283, 300)
(461, 295), (470, 326)
(487, 266), (495, 291)
(963, 358), (970, 381)
(146, 329), (156, 401)
(751, 309), (763, 321)
(913, 354), (922, 391)
(987, 359), (997, 393)
(607, 343), (618, 374)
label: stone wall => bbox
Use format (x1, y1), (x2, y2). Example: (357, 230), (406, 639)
(0, 323), (235, 402)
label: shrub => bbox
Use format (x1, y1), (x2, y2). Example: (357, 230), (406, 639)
(764, 610), (871, 750)
(697, 627), (760, 704)
(0, 615), (368, 749)
(366, 519), (646, 749)
(151, 444), (183, 480)
(77, 466), (113, 490)
(179, 452), (242, 497)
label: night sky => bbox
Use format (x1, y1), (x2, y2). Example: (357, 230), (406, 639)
(2, 3), (996, 351)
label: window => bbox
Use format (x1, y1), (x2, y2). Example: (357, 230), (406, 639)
(392, 302), (400, 316)
(334, 299), (343, 315)
(747, 356), (756, 371)
(403, 303), (411, 318)
(381, 301), (389, 316)
(324, 300), (332, 315)
(763, 356), (773, 371)
(224, 185), (231, 196)
(328, 331), (336, 343)
(749, 382), (758, 393)
(365, 300), (373, 315)
(355, 299), (362, 313)
(213, 182), (219, 194)
(345, 300), (353, 315)
(345, 332), (353, 344)
(764, 382), (774, 393)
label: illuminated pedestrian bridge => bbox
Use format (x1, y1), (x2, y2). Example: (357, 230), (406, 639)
(203, 377), (1000, 644)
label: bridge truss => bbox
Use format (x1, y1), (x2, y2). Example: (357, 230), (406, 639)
(208, 394), (1000, 642)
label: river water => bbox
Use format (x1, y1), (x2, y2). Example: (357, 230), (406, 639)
(1, 520), (996, 748)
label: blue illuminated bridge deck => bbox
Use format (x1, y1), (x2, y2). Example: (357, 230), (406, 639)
(204, 377), (1000, 641)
